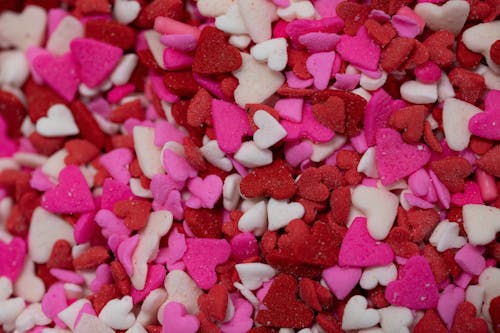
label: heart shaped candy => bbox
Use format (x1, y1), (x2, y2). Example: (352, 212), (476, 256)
(162, 302), (200, 333)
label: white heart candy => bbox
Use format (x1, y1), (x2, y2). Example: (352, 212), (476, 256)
(0, 277), (12, 301)
(276, 0), (316, 21)
(126, 323), (148, 333)
(36, 104), (79, 137)
(0, 298), (25, 328)
(250, 38), (288, 72)
(400, 81), (438, 104)
(476, 64), (500, 90)
(229, 34), (252, 49)
(253, 110), (287, 149)
(233, 53), (285, 107)
(15, 303), (51, 332)
(442, 98), (482, 151)
(75, 313), (114, 333)
(463, 204), (500, 245)
(462, 21), (500, 74)
(99, 296), (135, 330)
(46, 15), (84, 55)
(198, 0), (234, 17)
(137, 289), (168, 327)
(360, 71), (387, 91)
(267, 198), (304, 231)
(200, 139), (233, 172)
(310, 135), (347, 162)
(234, 141), (273, 168)
(378, 306), (413, 333)
(414, 0), (469, 35)
(342, 295), (380, 330)
(429, 220), (467, 251)
(131, 233), (160, 290)
(58, 299), (91, 329)
(478, 267), (500, 323)
(360, 264), (397, 290)
(465, 285), (484, 316)
(163, 270), (203, 315)
(223, 174), (242, 211)
(0, 6), (47, 50)
(28, 208), (75, 264)
(144, 30), (166, 70)
(113, 0), (141, 25)
(215, 4), (248, 35)
(237, 0), (277, 43)
(238, 200), (268, 236)
(133, 126), (164, 178)
(14, 259), (45, 303)
(235, 263), (277, 290)
(357, 147), (378, 178)
(437, 71), (455, 102)
(111, 54), (139, 86)
(0, 50), (30, 87)
(351, 185), (399, 240)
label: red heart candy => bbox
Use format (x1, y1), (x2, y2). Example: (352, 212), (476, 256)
(256, 274), (314, 329)
(73, 246), (110, 270)
(316, 313), (343, 333)
(136, 0), (185, 29)
(193, 26), (242, 75)
(287, 49), (312, 80)
(198, 284), (228, 322)
(163, 70), (200, 97)
(85, 19), (136, 50)
(456, 35), (483, 69)
(477, 144), (500, 177)
(113, 199), (152, 230)
(0, 90), (25, 138)
(91, 284), (122, 314)
(70, 101), (107, 149)
(389, 105), (427, 144)
(187, 88), (213, 128)
(197, 311), (223, 333)
(75, 0), (111, 14)
(296, 168), (330, 202)
(364, 19), (397, 47)
(328, 186), (351, 226)
(312, 96), (346, 134)
(385, 227), (420, 258)
(335, 2), (369, 35)
(184, 207), (222, 239)
(450, 302), (489, 333)
(110, 260), (131, 296)
(423, 31), (455, 69)
(64, 139), (100, 165)
(299, 278), (333, 312)
(240, 160), (297, 200)
(491, 40), (500, 64)
(183, 137), (207, 171)
(381, 37), (415, 72)
(430, 156), (472, 193)
(109, 99), (145, 123)
(489, 295), (500, 332)
(413, 309), (448, 333)
(448, 67), (486, 104)
(423, 245), (449, 285)
(423, 120), (443, 153)
(25, 79), (67, 123)
(407, 208), (440, 242)
(47, 239), (74, 270)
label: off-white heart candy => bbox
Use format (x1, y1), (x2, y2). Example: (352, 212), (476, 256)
(58, 299), (91, 329)
(479, 267), (500, 323)
(198, 0), (234, 17)
(357, 147), (378, 178)
(253, 110), (287, 149)
(75, 313), (114, 333)
(462, 21), (500, 74)
(14, 259), (45, 303)
(0, 50), (29, 87)
(378, 306), (413, 333)
(267, 198), (304, 231)
(429, 220), (466, 251)
(126, 323), (148, 333)
(414, 0), (469, 35)
(360, 264), (397, 290)
(215, 4), (248, 35)
(310, 135), (347, 162)
(142, 210), (173, 236)
(235, 263), (277, 290)
(359, 328), (384, 333)
(342, 295), (380, 330)
(200, 140), (233, 172)
(29, 207), (75, 263)
(163, 270), (203, 315)
(114, 0), (141, 25)
(476, 64), (500, 90)
(400, 81), (438, 104)
(223, 174), (242, 211)
(0, 6), (47, 50)
(99, 296), (135, 330)
(234, 282), (260, 307)
(144, 30), (166, 69)
(36, 104), (79, 137)
(0, 298), (25, 327)
(465, 285), (484, 316)
(238, 200), (268, 236)
(234, 141), (273, 168)
(463, 204), (500, 245)
(229, 34), (252, 49)
(442, 98), (482, 151)
(0, 276), (13, 300)
(131, 233), (160, 290)
(111, 54), (139, 86)
(352, 185), (398, 240)
(276, 1), (316, 21)
(137, 289), (168, 326)
(251, 38), (288, 72)
(47, 15), (84, 55)
(237, 0), (277, 43)
(233, 53), (285, 107)
(133, 126), (164, 178)
(360, 71), (387, 91)
(437, 71), (455, 102)
(15, 303), (51, 332)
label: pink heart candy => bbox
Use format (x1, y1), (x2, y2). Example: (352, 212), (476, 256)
(41, 165), (95, 214)
(187, 175), (223, 209)
(163, 48), (193, 70)
(286, 17), (344, 45)
(0, 237), (26, 282)
(385, 255), (439, 309)
(211, 99), (251, 154)
(156, 228), (186, 265)
(376, 128), (431, 185)
(454, 243), (486, 276)
(74, 302), (97, 328)
(437, 284), (465, 328)
(299, 32), (340, 52)
(339, 217), (394, 267)
(99, 148), (133, 185)
(151, 174), (185, 211)
(162, 148), (198, 182)
(275, 98), (304, 122)
(74, 213), (100, 244)
(183, 238), (231, 289)
(219, 296), (254, 333)
(281, 103), (335, 143)
(32, 52), (80, 101)
(469, 90), (500, 140)
(131, 264), (166, 303)
(451, 181), (483, 206)
(160, 34), (198, 52)
(230, 232), (259, 263)
(322, 265), (362, 300)
(101, 178), (135, 211)
(41, 282), (68, 327)
(336, 27), (380, 71)
(284, 140), (313, 167)
(306, 51), (336, 90)
(162, 302), (200, 333)
(90, 264), (112, 293)
(154, 120), (186, 146)
(70, 37), (123, 88)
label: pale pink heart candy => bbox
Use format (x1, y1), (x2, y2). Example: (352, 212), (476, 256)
(306, 51), (335, 90)
(163, 48), (193, 70)
(187, 175), (223, 209)
(41, 165), (95, 213)
(469, 90), (500, 140)
(162, 148), (197, 182)
(101, 178), (135, 211)
(218, 297), (254, 333)
(339, 217), (394, 267)
(391, 12), (422, 38)
(100, 148), (133, 185)
(429, 170), (450, 209)
(454, 244), (486, 276)
(70, 38), (123, 88)
(230, 232), (259, 263)
(50, 268), (85, 284)
(31, 53), (80, 101)
(41, 282), (68, 327)
(451, 181), (483, 206)
(162, 302), (199, 333)
(375, 128), (431, 185)
(164, 190), (184, 220)
(408, 169), (430, 197)
(131, 264), (166, 303)
(385, 255), (439, 309)
(154, 120), (186, 146)
(437, 284), (465, 328)
(95, 209), (130, 239)
(211, 99), (251, 154)
(404, 193), (435, 209)
(183, 238), (231, 289)
(299, 32), (340, 52)
(30, 168), (55, 191)
(160, 34), (198, 52)
(322, 265), (362, 300)
(89, 264), (112, 293)
(156, 228), (186, 265)
(0, 237), (26, 282)
(285, 71), (314, 89)
(284, 140), (313, 167)
(274, 98), (303, 122)
(281, 104), (335, 143)
(336, 27), (380, 71)
(333, 73), (361, 90)
(150, 174), (185, 210)
(117, 235), (140, 276)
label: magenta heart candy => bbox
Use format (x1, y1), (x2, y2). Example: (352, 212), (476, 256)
(336, 27), (381, 71)
(339, 217), (394, 267)
(162, 302), (200, 333)
(376, 128), (431, 185)
(211, 99), (251, 154)
(451, 181), (483, 206)
(281, 103), (335, 143)
(469, 90), (500, 140)
(322, 265), (362, 300)
(385, 255), (439, 309)
(187, 175), (223, 209)
(0, 237), (26, 282)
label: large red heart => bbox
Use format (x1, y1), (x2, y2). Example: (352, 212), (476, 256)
(477, 144), (500, 177)
(113, 199), (152, 230)
(389, 105), (427, 144)
(311, 96), (346, 134)
(240, 160), (297, 200)
(255, 274), (314, 329)
(430, 156), (472, 193)
(450, 302), (489, 333)
(413, 309), (447, 333)
(198, 284), (228, 322)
